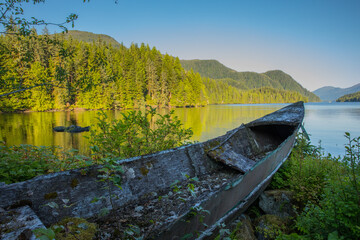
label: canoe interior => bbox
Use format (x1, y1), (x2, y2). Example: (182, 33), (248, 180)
(249, 124), (297, 155)
(206, 123), (297, 173)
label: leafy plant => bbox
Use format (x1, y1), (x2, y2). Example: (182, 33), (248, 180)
(33, 228), (56, 240)
(273, 133), (360, 240)
(123, 224), (143, 240)
(94, 151), (124, 217)
(88, 107), (193, 159)
(0, 144), (90, 184)
(293, 133), (360, 239)
(270, 132), (338, 205)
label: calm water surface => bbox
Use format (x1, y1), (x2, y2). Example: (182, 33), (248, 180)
(1, 102), (359, 156)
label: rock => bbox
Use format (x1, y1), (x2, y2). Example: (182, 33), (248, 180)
(66, 125), (90, 133)
(53, 125), (90, 133)
(259, 190), (296, 218)
(53, 126), (66, 132)
(255, 215), (288, 240)
(231, 214), (256, 240)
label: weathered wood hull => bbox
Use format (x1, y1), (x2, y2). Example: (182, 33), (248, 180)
(0, 102), (304, 239)
(158, 120), (298, 239)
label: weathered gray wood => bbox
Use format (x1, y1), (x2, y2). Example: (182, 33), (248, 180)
(0, 140), (223, 226)
(0, 206), (45, 240)
(207, 142), (256, 173)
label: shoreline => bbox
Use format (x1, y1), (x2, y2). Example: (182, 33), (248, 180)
(0, 101), (324, 114)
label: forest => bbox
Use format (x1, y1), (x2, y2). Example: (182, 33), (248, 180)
(0, 30), (309, 112)
(180, 60), (320, 102)
(336, 91), (360, 102)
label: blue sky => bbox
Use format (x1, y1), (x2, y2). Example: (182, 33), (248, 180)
(22, 0), (360, 91)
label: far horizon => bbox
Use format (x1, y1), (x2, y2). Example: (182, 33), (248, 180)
(18, 0), (360, 92)
(314, 83), (360, 90)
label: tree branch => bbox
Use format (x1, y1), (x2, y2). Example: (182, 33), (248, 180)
(0, 2), (14, 21)
(0, 82), (64, 98)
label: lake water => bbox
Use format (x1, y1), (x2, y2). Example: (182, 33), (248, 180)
(1, 102), (359, 157)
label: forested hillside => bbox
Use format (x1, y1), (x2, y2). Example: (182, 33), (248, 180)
(264, 70), (320, 102)
(203, 78), (306, 104)
(0, 31), (309, 112)
(336, 91), (360, 102)
(180, 60), (320, 102)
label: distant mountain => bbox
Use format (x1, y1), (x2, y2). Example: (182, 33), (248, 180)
(336, 91), (360, 102)
(54, 30), (122, 48)
(180, 59), (320, 102)
(313, 83), (360, 102)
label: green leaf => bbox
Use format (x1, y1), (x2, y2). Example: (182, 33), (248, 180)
(33, 228), (55, 240)
(46, 202), (59, 209)
(99, 207), (110, 217)
(180, 233), (193, 240)
(77, 223), (89, 230)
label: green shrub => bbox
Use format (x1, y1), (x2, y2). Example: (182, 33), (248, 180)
(0, 144), (89, 184)
(270, 133), (338, 205)
(88, 107), (193, 159)
(294, 133), (360, 239)
(274, 133), (360, 240)
(0, 144), (54, 183)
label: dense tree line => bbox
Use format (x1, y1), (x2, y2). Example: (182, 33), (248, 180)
(336, 91), (360, 102)
(0, 31), (308, 112)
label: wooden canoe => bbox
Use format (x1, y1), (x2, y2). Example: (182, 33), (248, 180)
(0, 101), (304, 239)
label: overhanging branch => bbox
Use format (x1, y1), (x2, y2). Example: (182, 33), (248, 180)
(0, 82), (65, 98)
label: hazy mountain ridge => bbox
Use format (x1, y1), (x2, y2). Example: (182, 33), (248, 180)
(180, 59), (320, 102)
(313, 83), (360, 102)
(54, 30), (122, 48)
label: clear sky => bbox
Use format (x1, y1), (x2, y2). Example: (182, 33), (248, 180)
(21, 0), (360, 91)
